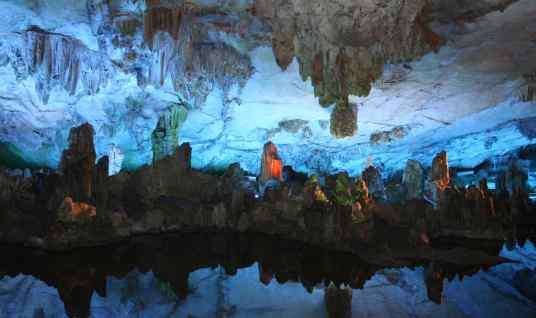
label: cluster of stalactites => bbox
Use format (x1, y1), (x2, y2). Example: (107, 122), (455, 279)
(5, 27), (113, 104)
(255, 0), (444, 138)
(145, 10), (253, 108)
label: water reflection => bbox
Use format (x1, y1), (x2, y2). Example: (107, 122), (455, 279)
(0, 233), (534, 318)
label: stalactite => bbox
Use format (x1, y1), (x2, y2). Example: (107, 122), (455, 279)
(144, 7), (183, 46)
(11, 27), (113, 104)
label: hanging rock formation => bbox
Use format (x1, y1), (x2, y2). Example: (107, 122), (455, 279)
(330, 98), (358, 138)
(59, 123), (96, 203)
(151, 104), (188, 162)
(6, 26), (113, 104)
(256, 0), (444, 108)
(403, 159), (425, 200)
(143, 6), (183, 45)
(260, 142), (283, 184)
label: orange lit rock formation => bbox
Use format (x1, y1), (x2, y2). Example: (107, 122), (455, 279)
(260, 142), (283, 184)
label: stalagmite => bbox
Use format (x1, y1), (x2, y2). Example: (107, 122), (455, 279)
(260, 142), (283, 184)
(151, 104), (188, 162)
(60, 123), (96, 203)
(325, 283), (352, 318)
(362, 165), (386, 200)
(330, 97), (357, 138)
(403, 159), (425, 200)
(431, 151), (450, 190)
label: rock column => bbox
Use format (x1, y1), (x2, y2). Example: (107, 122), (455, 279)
(325, 283), (352, 318)
(402, 159), (425, 200)
(260, 142), (283, 184)
(60, 123), (96, 203)
(431, 151), (450, 190)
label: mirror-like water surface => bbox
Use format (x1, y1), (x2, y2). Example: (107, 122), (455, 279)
(0, 233), (535, 318)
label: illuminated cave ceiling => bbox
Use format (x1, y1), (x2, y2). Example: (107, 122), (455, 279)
(0, 0), (534, 176)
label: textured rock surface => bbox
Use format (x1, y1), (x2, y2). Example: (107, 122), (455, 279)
(431, 151), (450, 190)
(330, 98), (357, 138)
(59, 123), (96, 202)
(403, 159), (425, 200)
(362, 165), (386, 200)
(151, 103), (188, 162)
(260, 141), (283, 184)
(325, 283), (352, 318)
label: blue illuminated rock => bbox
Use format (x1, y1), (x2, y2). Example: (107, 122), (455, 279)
(151, 104), (188, 162)
(403, 159), (425, 200)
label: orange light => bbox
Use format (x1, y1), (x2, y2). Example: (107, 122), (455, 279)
(270, 159), (283, 181)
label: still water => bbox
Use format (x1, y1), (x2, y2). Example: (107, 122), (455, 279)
(0, 233), (535, 318)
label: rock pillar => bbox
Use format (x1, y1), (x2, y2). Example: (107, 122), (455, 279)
(60, 123), (96, 203)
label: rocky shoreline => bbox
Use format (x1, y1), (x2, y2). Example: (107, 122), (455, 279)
(0, 123), (534, 255)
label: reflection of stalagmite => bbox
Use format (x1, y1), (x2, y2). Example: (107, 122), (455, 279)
(260, 142), (283, 184)
(258, 263), (274, 286)
(425, 262), (445, 304)
(325, 282), (352, 318)
(330, 97), (358, 138)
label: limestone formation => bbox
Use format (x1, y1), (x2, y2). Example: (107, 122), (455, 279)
(260, 142), (283, 184)
(403, 160), (425, 200)
(57, 197), (96, 222)
(304, 175), (329, 208)
(425, 262), (444, 304)
(151, 104), (188, 162)
(330, 98), (357, 138)
(370, 126), (409, 145)
(362, 166), (386, 200)
(143, 6), (183, 45)
(20, 26), (112, 104)
(265, 0), (443, 106)
(325, 283), (352, 318)
(354, 177), (370, 205)
(519, 72), (535, 102)
(95, 156), (109, 213)
(60, 123), (96, 203)
(334, 172), (353, 206)
(271, 28), (295, 71)
(431, 151), (450, 190)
